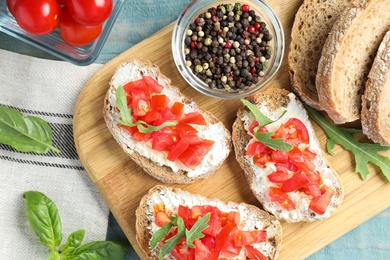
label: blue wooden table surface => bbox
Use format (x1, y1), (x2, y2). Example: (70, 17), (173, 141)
(1, 1), (389, 259)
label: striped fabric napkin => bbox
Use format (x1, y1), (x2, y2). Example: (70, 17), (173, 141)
(0, 49), (109, 259)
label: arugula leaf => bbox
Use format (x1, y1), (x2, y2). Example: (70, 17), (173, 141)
(159, 217), (186, 259)
(58, 229), (85, 254)
(241, 99), (293, 151)
(115, 86), (177, 133)
(23, 191), (62, 250)
(0, 105), (60, 153)
(305, 105), (390, 180)
(151, 222), (173, 249)
(185, 213), (210, 248)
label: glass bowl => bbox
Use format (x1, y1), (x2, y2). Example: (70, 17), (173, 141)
(0, 0), (124, 66)
(172, 0), (284, 99)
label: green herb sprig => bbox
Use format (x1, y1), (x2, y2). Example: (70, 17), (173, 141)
(241, 99), (293, 151)
(23, 191), (130, 260)
(115, 86), (177, 133)
(305, 105), (390, 181)
(151, 213), (210, 259)
(0, 105), (60, 153)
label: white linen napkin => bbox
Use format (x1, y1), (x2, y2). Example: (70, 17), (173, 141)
(0, 49), (109, 259)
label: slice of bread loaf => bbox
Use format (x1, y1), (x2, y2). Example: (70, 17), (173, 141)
(232, 88), (344, 222)
(361, 30), (390, 146)
(103, 59), (231, 184)
(288, 0), (354, 110)
(316, 0), (390, 124)
(135, 185), (283, 259)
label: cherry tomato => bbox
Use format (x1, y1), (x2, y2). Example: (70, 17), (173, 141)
(59, 8), (102, 46)
(66, 0), (113, 25)
(6, 0), (17, 15)
(13, 0), (61, 35)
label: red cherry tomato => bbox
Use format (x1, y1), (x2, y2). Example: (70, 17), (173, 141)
(13, 0), (61, 35)
(66, 0), (113, 25)
(59, 8), (102, 46)
(6, 0), (17, 15)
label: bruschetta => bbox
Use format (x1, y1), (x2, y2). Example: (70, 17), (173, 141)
(103, 59), (231, 184)
(135, 185), (282, 259)
(232, 88), (344, 222)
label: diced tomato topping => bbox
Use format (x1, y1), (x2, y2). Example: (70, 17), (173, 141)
(272, 118), (310, 146)
(171, 102), (184, 117)
(253, 152), (272, 168)
(267, 170), (292, 183)
(244, 245), (267, 260)
(245, 141), (268, 156)
(309, 187), (334, 215)
(234, 230), (267, 246)
(176, 122), (198, 136)
(194, 239), (211, 260)
(142, 75), (164, 93)
(167, 139), (190, 161)
(180, 112), (207, 125)
(178, 140), (215, 170)
(155, 211), (171, 227)
(151, 130), (178, 151)
(151, 94), (169, 111)
(281, 170), (309, 193)
(269, 187), (296, 210)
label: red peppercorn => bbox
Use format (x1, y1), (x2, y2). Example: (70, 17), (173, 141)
(225, 41), (232, 48)
(254, 22), (261, 30)
(251, 67), (257, 74)
(248, 26), (256, 33)
(242, 4), (250, 12)
(191, 41), (198, 49)
(212, 16), (219, 22)
(254, 57), (260, 63)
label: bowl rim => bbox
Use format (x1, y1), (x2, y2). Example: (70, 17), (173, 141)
(172, 0), (285, 99)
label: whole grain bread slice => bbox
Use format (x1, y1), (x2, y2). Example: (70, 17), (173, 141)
(316, 0), (390, 124)
(103, 58), (231, 184)
(361, 30), (390, 146)
(288, 0), (354, 110)
(135, 185), (283, 259)
(232, 88), (344, 222)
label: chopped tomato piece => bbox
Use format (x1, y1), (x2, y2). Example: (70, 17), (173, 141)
(248, 121), (268, 135)
(244, 245), (267, 260)
(267, 170), (292, 183)
(151, 130), (178, 151)
(272, 118), (310, 146)
(139, 109), (161, 125)
(176, 122), (198, 136)
(253, 151), (272, 168)
(288, 147), (316, 174)
(194, 239), (211, 260)
(269, 187), (296, 210)
(178, 140), (214, 170)
(181, 135), (204, 145)
(171, 102), (184, 117)
(180, 112), (207, 125)
(234, 230), (267, 246)
(167, 139), (190, 161)
(178, 205), (195, 230)
(155, 211), (170, 227)
(131, 89), (150, 117)
(215, 222), (237, 249)
(245, 141), (268, 156)
(309, 186), (334, 215)
(271, 150), (289, 163)
(142, 76), (163, 93)
(151, 94), (169, 111)
(201, 235), (216, 251)
(281, 170), (309, 192)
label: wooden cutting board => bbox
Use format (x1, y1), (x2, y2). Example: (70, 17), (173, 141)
(73, 0), (390, 259)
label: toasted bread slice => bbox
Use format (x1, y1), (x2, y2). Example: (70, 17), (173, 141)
(232, 88), (344, 222)
(361, 30), (390, 146)
(288, 0), (354, 110)
(135, 185), (283, 259)
(103, 59), (231, 184)
(316, 0), (390, 124)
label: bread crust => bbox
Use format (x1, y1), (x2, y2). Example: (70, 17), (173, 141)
(361, 30), (390, 146)
(232, 88), (344, 222)
(103, 58), (231, 184)
(316, 0), (390, 124)
(288, 0), (354, 110)
(135, 185), (283, 259)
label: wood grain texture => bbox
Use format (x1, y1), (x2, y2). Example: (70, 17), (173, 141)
(73, 1), (390, 259)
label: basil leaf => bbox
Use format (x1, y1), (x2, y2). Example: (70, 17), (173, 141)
(0, 105), (60, 153)
(115, 86), (177, 133)
(23, 191), (62, 250)
(47, 250), (60, 260)
(58, 229), (85, 254)
(306, 105), (390, 180)
(151, 222), (173, 249)
(158, 217), (186, 260)
(63, 241), (130, 260)
(241, 99), (292, 151)
(185, 213), (210, 248)
(254, 132), (293, 151)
